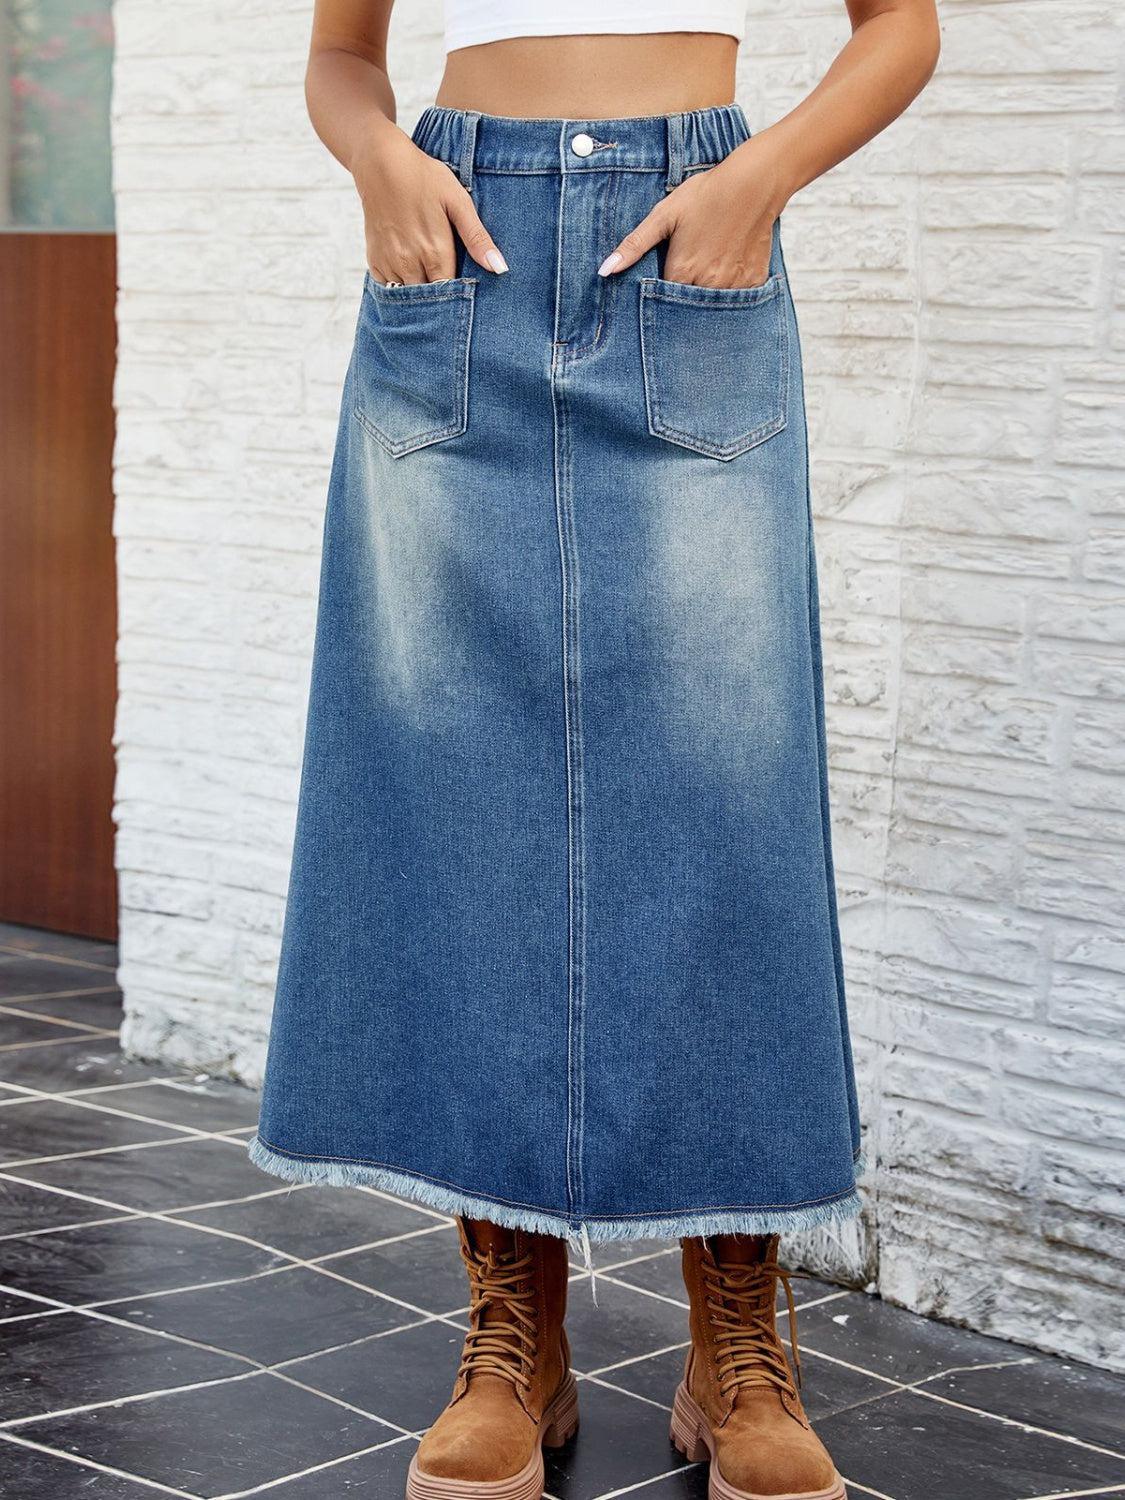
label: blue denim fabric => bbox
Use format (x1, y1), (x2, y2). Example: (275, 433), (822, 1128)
(250, 104), (863, 1241)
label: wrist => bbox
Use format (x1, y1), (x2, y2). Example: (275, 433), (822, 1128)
(348, 112), (401, 183)
(730, 130), (798, 216)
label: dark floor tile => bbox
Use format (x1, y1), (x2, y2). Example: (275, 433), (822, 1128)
(0, 955), (116, 1001)
(583, 1343), (682, 1406)
(545, 1374), (689, 1500)
(0, 1309), (245, 1421)
(328, 1224), (469, 1314)
(0, 1013), (110, 1049)
(249, 1435), (418, 1497)
(0, 1039), (167, 1093)
(174, 1183), (444, 1260)
(0, 1437), (166, 1497)
(0, 1177), (131, 1237)
(0, 1215), (288, 1306)
(1, 992), (124, 1031)
(284, 1318), (467, 1428)
(15, 1370), (391, 1498)
(0, 1097), (186, 1167)
(606, 1470), (707, 1500)
(817, 1387), (1125, 1499)
(594, 1247), (685, 1299)
(566, 1276), (689, 1374)
(0, 924), (118, 967)
(115, 1264), (416, 1365)
(81, 1078), (260, 1134)
(921, 1353), (1125, 1455)
(7, 1136), (272, 1213)
(798, 1291), (1023, 1385)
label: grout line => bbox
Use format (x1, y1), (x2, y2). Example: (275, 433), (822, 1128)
(574, 1244), (679, 1276)
(267, 1313), (444, 1374)
(901, 1383), (1125, 1462)
(839, 1480), (898, 1500)
(0, 1168), (143, 1215)
(211, 1431), (419, 1499)
(104, 1220), (453, 1313)
(5, 1088), (247, 1138)
(0, 1432), (200, 1497)
(0, 1212), (142, 1246)
(0, 1169), (315, 1228)
(911, 1355), (1039, 1380)
(165, 1184), (314, 1213)
(581, 1268), (692, 1311)
(266, 1369), (413, 1434)
(0, 1134), (231, 1170)
(0, 1028), (120, 1052)
(305, 1221), (453, 1267)
(583, 1339), (689, 1378)
(55, 1077), (218, 1100)
(0, 1279), (430, 1437)
(590, 1268), (854, 1324)
(575, 1371), (673, 1412)
(0, 998), (122, 1033)
(0, 1280), (264, 1368)
(592, 1464), (704, 1498)
(797, 1342), (1125, 1468)
(350, 1182), (455, 1226)
(798, 1343), (912, 1389)
(0, 1368), (263, 1431)
(0, 946), (118, 974)
(1021, 1488), (1125, 1500)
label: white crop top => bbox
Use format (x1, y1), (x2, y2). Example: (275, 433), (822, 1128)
(444, 0), (746, 54)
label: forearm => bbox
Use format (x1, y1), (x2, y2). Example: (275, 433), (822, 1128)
(749, 1), (941, 210)
(305, 44), (399, 175)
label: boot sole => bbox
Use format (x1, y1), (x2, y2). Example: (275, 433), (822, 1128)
(406, 1372), (580, 1500)
(670, 1382), (847, 1500)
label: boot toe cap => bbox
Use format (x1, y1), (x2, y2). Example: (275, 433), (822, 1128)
(417, 1411), (532, 1483)
(714, 1428), (839, 1497)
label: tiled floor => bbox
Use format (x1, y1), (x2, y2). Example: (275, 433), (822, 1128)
(2, 925), (1124, 1500)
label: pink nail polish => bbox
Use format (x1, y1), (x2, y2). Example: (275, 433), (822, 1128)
(486, 250), (509, 274)
(598, 251), (623, 277)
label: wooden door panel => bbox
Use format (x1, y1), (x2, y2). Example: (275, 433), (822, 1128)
(0, 232), (118, 939)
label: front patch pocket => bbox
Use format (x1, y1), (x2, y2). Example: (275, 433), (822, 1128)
(639, 275), (789, 461)
(353, 274), (476, 458)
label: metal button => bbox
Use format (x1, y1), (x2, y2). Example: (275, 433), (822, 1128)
(570, 132), (595, 158)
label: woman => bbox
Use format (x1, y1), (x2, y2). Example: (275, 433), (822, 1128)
(249, 0), (939, 1495)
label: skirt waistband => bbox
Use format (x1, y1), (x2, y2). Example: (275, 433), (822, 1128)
(412, 103), (750, 191)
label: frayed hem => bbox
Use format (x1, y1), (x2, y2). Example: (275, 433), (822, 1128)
(246, 1135), (865, 1244)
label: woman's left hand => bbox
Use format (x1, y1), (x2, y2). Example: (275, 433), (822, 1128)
(597, 135), (789, 289)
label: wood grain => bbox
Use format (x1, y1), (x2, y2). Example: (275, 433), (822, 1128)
(0, 233), (118, 939)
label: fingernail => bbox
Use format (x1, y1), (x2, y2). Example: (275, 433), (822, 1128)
(598, 251), (623, 277)
(486, 249), (509, 274)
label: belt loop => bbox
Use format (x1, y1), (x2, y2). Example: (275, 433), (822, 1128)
(665, 112), (686, 193)
(458, 110), (481, 192)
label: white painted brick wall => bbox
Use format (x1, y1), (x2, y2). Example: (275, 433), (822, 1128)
(112, 0), (1125, 1370)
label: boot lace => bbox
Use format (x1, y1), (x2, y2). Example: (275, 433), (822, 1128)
(702, 1250), (803, 1403)
(458, 1247), (539, 1395)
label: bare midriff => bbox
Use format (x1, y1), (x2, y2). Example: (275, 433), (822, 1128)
(435, 33), (739, 120)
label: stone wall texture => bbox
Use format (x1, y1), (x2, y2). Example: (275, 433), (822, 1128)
(112, 0), (1125, 1370)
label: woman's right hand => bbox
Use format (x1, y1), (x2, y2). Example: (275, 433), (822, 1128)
(352, 121), (508, 286)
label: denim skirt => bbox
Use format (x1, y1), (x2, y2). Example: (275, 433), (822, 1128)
(249, 104), (864, 1242)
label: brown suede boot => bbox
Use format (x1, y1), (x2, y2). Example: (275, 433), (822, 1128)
(672, 1234), (845, 1500)
(406, 1217), (578, 1500)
